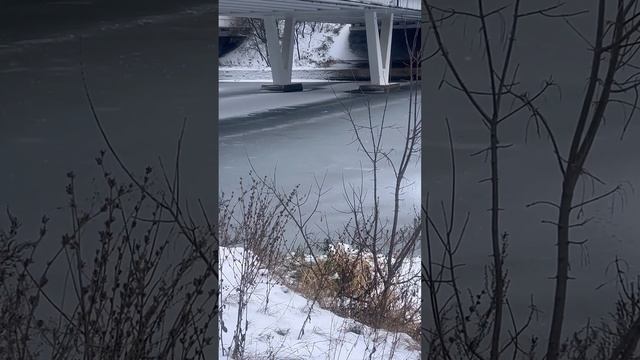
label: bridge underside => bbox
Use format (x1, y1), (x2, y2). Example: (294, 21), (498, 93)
(220, 0), (420, 89)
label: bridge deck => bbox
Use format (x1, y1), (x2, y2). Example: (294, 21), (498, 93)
(219, 0), (420, 22)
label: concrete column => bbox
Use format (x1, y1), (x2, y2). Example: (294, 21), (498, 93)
(364, 11), (394, 86)
(379, 12), (393, 83)
(264, 15), (295, 85)
(281, 15), (296, 82)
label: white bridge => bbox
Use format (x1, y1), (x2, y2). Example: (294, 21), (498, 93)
(219, 0), (421, 89)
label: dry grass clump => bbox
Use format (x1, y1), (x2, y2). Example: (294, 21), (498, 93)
(287, 243), (420, 340)
(294, 245), (373, 305)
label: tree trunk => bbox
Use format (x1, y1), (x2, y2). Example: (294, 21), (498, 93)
(546, 173), (577, 360)
(489, 125), (503, 360)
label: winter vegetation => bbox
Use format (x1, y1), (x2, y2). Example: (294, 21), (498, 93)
(218, 245), (419, 359)
(0, 151), (218, 359)
(217, 171), (422, 359)
(422, 0), (640, 359)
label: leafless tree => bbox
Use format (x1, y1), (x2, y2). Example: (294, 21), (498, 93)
(422, 1), (640, 359)
(515, 2), (640, 358)
(422, 2), (563, 357)
(332, 23), (422, 335)
(218, 175), (293, 359)
(240, 18), (270, 65)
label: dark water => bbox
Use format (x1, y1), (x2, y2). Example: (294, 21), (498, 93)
(347, 26), (421, 61)
(0, 0), (217, 301)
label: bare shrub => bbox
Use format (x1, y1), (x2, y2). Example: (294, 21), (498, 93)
(0, 211), (46, 359)
(218, 174), (295, 359)
(0, 150), (218, 359)
(560, 259), (640, 360)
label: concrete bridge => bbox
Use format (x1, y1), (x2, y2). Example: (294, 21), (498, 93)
(219, 0), (420, 90)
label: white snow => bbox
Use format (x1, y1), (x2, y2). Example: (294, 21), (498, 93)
(219, 246), (420, 359)
(220, 23), (363, 69)
(327, 25), (361, 63)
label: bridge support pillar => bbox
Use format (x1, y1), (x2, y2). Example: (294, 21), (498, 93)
(262, 15), (302, 91)
(364, 11), (393, 87)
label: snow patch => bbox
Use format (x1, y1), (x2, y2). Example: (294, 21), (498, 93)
(220, 23), (362, 69)
(219, 246), (420, 359)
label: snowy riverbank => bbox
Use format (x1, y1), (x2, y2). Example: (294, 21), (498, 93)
(219, 246), (421, 359)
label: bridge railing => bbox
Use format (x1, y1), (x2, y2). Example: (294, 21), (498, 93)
(363, 0), (420, 10)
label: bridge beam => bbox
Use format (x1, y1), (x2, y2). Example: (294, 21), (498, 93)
(264, 15), (296, 86)
(364, 11), (393, 86)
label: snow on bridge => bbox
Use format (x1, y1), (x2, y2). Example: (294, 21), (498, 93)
(219, 0), (421, 89)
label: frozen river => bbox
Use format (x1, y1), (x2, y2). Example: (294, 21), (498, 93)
(219, 81), (421, 245)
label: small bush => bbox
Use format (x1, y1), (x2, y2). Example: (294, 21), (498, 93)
(287, 243), (419, 340)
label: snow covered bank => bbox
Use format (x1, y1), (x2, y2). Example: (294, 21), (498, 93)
(219, 246), (420, 359)
(219, 23), (363, 69)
